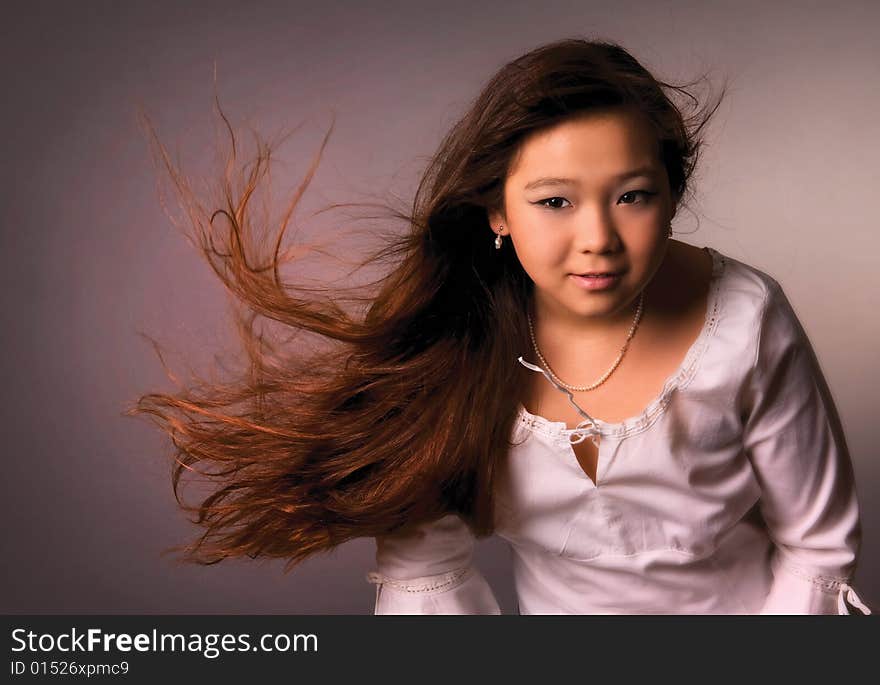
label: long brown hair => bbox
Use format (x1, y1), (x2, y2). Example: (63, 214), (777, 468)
(128, 37), (725, 570)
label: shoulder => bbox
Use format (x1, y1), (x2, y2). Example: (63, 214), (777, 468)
(708, 248), (809, 372)
(711, 248), (782, 312)
(661, 240), (779, 313)
(663, 242), (783, 334)
(680, 246), (804, 384)
(703, 247), (801, 344)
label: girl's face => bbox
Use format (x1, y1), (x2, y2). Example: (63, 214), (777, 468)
(489, 108), (676, 328)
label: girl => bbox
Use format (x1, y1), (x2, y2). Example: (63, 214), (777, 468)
(133, 38), (870, 614)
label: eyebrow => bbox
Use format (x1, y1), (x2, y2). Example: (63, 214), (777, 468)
(523, 166), (660, 191)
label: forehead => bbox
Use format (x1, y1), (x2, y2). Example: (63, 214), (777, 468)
(507, 108), (660, 182)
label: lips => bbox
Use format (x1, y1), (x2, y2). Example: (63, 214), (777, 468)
(570, 271), (623, 291)
(573, 270), (623, 277)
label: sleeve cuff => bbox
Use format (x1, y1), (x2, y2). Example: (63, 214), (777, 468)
(367, 566), (502, 615)
(759, 556), (872, 615)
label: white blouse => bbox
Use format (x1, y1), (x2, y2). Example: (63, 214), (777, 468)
(366, 247), (871, 614)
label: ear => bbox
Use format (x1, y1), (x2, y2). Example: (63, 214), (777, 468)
(487, 210), (506, 235)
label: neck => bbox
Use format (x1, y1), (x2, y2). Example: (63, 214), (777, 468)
(530, 288), (645, 352)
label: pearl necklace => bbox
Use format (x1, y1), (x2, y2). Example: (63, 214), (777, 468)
(526, 291), (645, 392)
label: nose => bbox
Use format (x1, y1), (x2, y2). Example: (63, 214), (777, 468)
(573, 206), (620, 253)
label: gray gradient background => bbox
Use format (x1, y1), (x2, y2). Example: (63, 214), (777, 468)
(2, 0), (878, 614)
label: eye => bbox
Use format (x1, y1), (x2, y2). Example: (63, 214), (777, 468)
(618, 190), (658, 205)
(535, 197), (572, 210)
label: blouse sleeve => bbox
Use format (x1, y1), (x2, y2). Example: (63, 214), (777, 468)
(741, 278), (871, 614)
(366, 513), (502, 615)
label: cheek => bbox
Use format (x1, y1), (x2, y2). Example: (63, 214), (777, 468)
(510, 231), (567, 271)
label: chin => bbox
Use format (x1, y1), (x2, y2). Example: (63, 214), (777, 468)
(560, 296), (621, 318)
(566, 288), (640, 317)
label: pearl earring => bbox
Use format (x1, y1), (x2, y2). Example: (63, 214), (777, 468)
(495, 226), (503, 249)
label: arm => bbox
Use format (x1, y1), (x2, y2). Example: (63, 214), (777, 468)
(366, 513), (502, 615)
(741, 278), (870, 614)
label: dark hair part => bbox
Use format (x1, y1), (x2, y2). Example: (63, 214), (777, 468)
(128, 37), (725, 570)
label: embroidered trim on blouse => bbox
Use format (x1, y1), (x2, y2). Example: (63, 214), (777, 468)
(365, 566), (472, 594)
(774, 555), (852, 594)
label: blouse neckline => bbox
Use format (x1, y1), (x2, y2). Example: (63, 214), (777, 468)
(516, 246), (727, 440)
